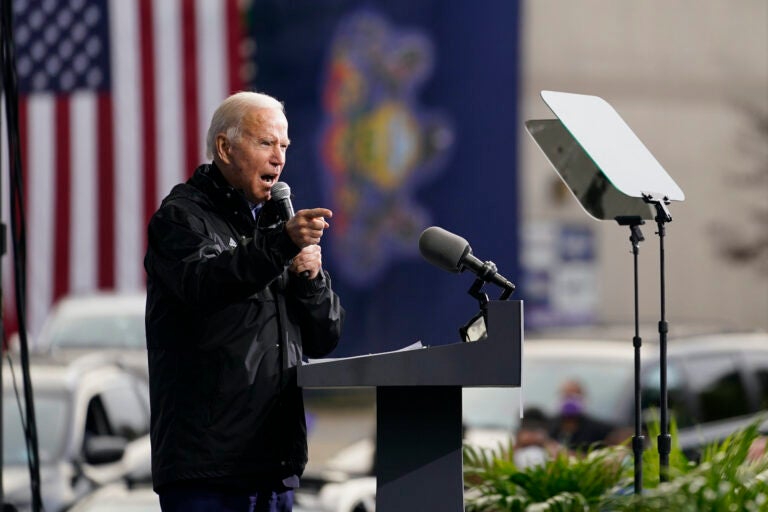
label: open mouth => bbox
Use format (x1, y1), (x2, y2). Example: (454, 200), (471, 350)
(261, 174), (277, 185)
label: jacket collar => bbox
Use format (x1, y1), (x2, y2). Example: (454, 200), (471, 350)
(193, 161), (235, 194)
(191, 162), (256, 228)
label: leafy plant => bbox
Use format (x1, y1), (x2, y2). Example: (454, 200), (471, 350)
(464, 441), (628, 511)
(464, 441), (525, 511)
(464, 418), (768, 511)
(605, 420), (768, 511)
(639, 410), (694, 488)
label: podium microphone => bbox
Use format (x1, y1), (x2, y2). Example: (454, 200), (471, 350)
(418, 226), (515, 292)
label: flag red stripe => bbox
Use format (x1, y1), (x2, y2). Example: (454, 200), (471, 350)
(139, 0), (157, 253)
(225, 0), (244, 94)
(97, 94), (115, 289)
(53, 98), (71, 301)
(181, 0), (200, 178)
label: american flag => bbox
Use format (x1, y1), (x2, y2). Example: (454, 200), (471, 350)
(3, 0), (250, 340)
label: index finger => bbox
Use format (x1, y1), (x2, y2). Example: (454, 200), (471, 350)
(302, 208), (333, 219)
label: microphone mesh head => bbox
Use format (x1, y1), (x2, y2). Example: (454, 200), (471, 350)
(418, 226), (469, 273)
(271, 181), (291, 201)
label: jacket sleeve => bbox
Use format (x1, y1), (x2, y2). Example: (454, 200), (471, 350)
(287, 270), (344, 359)
(145, 200), (301, 309)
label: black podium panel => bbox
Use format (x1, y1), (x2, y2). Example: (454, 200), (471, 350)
(377, 386), (463, 511)
(298, 300), (523, 511)
(299, 300), (523, 387)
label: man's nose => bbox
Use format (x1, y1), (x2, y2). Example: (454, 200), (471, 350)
(272, 147), (286, 166)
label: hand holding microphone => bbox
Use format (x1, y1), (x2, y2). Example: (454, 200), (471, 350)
(270, 181), (331, 279)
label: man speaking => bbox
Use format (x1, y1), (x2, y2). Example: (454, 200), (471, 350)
(144, 91), (344, 511)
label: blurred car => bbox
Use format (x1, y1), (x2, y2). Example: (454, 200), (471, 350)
(3, 355), (152, 512)
(311, 477), (375, 512)
(302, 330), (768, 510)
(463, 330), (768, 453)
(67, 482), (160, 512)
(33, 292), (148, 379)
(67, 482), (319, 512)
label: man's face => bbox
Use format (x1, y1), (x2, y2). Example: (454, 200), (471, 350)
(217, 107), (290, 204)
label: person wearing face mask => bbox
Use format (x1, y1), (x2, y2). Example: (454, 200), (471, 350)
(548, 379), (614, 451)
(144, 91), (344, 512)
(513, 408), (563, 468)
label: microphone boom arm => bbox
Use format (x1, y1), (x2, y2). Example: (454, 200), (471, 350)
(462, 258), (516, 299)
(459, 261), (514, 342)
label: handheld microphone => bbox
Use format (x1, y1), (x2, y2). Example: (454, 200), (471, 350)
(270, 181), (294, 221)
(270, 181), (310, 279)
(418, 226), (515, 292)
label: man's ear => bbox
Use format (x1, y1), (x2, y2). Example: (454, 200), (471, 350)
(215, 134), (231, 164)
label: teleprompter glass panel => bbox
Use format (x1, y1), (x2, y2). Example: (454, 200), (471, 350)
(540, 91), (684, 202)
(525, 119), (653, 221)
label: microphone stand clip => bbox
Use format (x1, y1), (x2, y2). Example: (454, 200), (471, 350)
(458, 260), (515, 342)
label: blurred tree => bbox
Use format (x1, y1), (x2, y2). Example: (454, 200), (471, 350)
(713, 106), (768, 275)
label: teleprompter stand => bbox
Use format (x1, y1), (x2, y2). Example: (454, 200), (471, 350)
(525, 90), (685, 490)
(298, 300), (523, 511)
(642, 194), (675, 481)
(616, 215), (646, 491)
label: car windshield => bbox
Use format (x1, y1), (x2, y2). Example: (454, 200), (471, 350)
(3, 393), (69, 465)
(47, 313), (146, 349)
(463, 357), (631, 431)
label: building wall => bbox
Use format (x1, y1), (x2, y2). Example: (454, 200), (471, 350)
(519, 0), (768, 330)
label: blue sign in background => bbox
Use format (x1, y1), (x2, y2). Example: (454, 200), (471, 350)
(251, 1), (522, 355)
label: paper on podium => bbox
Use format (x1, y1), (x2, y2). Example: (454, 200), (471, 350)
(304, 340), (426, 365)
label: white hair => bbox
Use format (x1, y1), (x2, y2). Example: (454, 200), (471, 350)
(206, 91), (285, 159)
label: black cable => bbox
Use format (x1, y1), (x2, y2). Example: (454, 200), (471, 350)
(0, 2), (43, 510)
(6, 356), (29, 447)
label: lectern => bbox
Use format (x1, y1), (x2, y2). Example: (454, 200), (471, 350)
(298, 300), (524, 511)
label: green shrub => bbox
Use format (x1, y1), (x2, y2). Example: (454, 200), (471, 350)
(464, 418), (768, 512)
(606, 420), (768, 511)
(464, 441), (627, 511)
(639, 410), (694, 488)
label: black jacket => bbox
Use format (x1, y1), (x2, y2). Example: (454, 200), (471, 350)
(144, 163), (344, 491)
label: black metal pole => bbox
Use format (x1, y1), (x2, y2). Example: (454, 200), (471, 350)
(1, 2), (42, 508)
(617, 216), (646, 494)
(655, 215), (671, 481)
(643, 195), (673, 483)
(630, 224), (645, 493)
